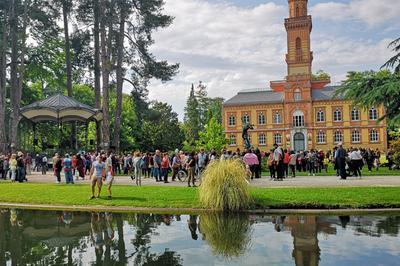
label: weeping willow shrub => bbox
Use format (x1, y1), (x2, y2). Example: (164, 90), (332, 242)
(199, 159), (251, 211)
(199, 212), (252, 257)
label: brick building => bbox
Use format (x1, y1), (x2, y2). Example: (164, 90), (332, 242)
(222, 0), (387, 152)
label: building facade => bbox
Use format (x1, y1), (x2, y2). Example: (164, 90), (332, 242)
(222, 0), (387, 152)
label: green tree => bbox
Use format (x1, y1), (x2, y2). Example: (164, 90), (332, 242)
(312, 70), (331, 81)
(382, 37), (400, 74)
(184, 84), (200, 146)
(336, 70), (400, 125)
(142, 101), (184, 151)
(196, 117), (227, 151)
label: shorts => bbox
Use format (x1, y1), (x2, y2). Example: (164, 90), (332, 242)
(92, 175), (103, 182)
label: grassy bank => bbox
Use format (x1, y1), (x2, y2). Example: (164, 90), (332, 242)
(1, 183), (400, 210)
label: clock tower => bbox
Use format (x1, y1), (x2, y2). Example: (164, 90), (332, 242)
(285, 0), (313, 80)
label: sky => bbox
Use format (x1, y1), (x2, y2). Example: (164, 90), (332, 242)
(134, 0), (400, 120)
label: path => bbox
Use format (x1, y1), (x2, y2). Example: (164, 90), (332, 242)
(12, 171), (400, 188)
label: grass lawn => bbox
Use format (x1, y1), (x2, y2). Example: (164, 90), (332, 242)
(262, 166), (400, 177)
(0, 183), (400, 210)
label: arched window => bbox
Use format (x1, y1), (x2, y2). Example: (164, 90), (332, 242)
(293, 110), (305, 127)
(317, 131), (326, 144)
(228, 115), (236, 126)
(274, 133), (282, 145)
(229, 134), (236, 146)
(351, 130), (361, 143)
(259, 133), (266, 146)
(333, 108), (342, 122)
(351, 107), (360, 121)
(274, 112), (282, 124)
(296, 37), (302, 60)
(370, 129), (379, 142)
(334, 131), (343, 143)
(258, 113), (266, 125)
(295, 5), (300, 17)
(242, 113), (250, 124)
(294, 89), (301, 101)
(369, 107), (378, 120)
(316, 110), (325, 122)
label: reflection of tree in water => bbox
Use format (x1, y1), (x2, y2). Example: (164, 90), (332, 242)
(129, 213), (182, 266)
(199, 212), (252, 258)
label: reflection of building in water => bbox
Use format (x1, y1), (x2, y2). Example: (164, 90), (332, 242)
(284, 216), (336, 266)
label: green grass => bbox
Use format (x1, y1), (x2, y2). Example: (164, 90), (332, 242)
(0, 183), (400, 210)
(262, 166), (400, 177)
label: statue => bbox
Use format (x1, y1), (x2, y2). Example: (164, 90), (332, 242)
(242, 121), (254, 150)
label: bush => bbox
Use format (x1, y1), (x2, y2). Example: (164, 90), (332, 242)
(199, 159), (251, 211)
(199, 212), (252, 257)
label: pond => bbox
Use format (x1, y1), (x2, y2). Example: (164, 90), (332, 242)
(0, 209), (399, 265)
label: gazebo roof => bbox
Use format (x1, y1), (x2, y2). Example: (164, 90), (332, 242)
(20, 94), (103, 123)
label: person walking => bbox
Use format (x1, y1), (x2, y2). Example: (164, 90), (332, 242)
(63, 154), (74, 184)
(54, 154), (62, 184)
(197, 148), (208, 178)
(90, 155), (105, 199)
(105, 151), (114, 199)
(335, 142), (347, 180)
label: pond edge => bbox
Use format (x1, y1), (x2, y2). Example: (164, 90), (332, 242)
(1, 202), (400, 215)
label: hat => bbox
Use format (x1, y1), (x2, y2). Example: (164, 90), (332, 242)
(338, 142), (343, 146)
(17, 151), (23, 157)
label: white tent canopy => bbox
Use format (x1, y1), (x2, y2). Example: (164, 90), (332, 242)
(20, 94), (103, 123)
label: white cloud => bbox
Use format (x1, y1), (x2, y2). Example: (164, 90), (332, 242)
(134, 0), (398, 119)
(311, 0), (400, 26)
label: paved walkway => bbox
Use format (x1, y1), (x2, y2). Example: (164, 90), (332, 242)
(12, 171), (400, 188)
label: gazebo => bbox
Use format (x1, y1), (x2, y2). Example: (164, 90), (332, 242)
(20, 94), (102, 151)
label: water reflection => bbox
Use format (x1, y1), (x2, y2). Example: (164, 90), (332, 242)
(0, 209), (399, 265)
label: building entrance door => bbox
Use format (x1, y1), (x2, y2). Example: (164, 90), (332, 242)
(293, 132), (305, 151)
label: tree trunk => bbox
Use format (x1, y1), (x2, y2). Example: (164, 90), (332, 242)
(0, 9), (9, 153)
(9, 0), (23, 152)
(63, 0), (77, 150)
(113, 6), (125, 154)
(93, 0), (102, 151)
(100, 0), (110, 151)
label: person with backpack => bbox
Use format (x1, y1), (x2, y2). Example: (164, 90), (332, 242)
(63, 154), (74, 184)
(171, 151), (181, 181)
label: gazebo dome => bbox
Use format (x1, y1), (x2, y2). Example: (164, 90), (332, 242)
(20, 94), (103, 123)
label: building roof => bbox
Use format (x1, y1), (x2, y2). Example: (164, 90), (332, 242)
(223, 89), (284, 106)
(312, 86), (343, 101)
(223, 85), (344, 106)
(20, 94), (103, 122)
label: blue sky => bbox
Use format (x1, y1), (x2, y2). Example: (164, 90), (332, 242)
(140, 0), (400, 119)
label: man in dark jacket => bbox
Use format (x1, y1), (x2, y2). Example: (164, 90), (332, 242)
(335, 142), (347, 180)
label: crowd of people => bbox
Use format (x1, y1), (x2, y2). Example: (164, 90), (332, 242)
(0, 144), (395, 197)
